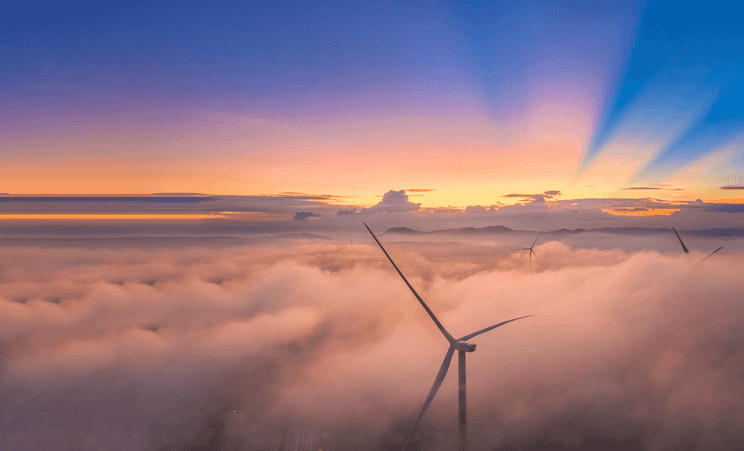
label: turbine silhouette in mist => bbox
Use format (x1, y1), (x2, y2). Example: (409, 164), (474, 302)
(516, 232), (542, 269)
(364, 223), (532, 451)
(671, 226), (722, 263)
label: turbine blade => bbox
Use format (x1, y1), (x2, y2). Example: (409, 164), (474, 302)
(530, 232), (541, 249)
(531, 250), (543, 265)
(671, 226), (689, 253)
(402, 346), (456, 451)
(458, 315), (535, 342)
(364, 223), (455, 343)
(699, 246), (723, 264)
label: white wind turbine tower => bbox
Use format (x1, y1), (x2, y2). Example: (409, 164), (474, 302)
(516, 232), (542, 270)
(671, 226), (722, 263)
(365, 223), (533, 451)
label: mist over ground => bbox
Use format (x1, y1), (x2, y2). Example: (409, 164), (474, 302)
(1, 234), (743, 450)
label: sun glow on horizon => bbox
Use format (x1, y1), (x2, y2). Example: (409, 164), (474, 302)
(0, 214), (217, 220)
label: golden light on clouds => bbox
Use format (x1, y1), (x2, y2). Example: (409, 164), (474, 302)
(0, 214), (216, 220)
(601, 208), (679, 216)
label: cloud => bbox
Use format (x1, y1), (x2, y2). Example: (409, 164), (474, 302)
(720, 185), (744, 190)
(463, 205), (489, 215)
(293, 211), (321, 220)
(612, 207), (650, 212)
(1, 240), (743, 450)
(503, 193), (536, 198)
(622, 186), (685, 191)
(364, 190), (421, 214)
(277, 192), (347, 201)
(0, 194), (344, 215)
(405, 188), (436, 193)
(3, 191), (744, 241)
(503, 190), (561, 203)
(709, 204), (744, 213)
(622, 186), (661, 190)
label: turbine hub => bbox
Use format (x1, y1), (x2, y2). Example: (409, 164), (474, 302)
(454, 341), (476, 352)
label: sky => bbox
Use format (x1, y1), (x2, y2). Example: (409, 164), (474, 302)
(2, 0), (743, 211)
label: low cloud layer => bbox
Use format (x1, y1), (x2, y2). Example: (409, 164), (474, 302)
(1, 239), (743, 450)
(3, 190), (744, 237)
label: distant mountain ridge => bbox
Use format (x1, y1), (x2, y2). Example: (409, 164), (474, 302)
(383, 226), (744, 238)
(384, 225), (513, 236)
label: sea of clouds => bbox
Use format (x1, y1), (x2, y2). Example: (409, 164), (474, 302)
(1, 237), (743, 450)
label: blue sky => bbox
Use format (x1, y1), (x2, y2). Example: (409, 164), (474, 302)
(585, 1), (744, 177)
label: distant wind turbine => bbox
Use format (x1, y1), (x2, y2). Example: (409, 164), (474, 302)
(671, 226), (722, 263)
(364, 223), (533, 451)
(516, 232), (542, 270)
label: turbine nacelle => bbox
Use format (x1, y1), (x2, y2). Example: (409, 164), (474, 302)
(517, 232), (542, 269)
(454, 341), (476, 353)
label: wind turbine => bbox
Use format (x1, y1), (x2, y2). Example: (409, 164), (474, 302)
(671, 226), (722, 263)
(364, 223), (532, 451)
(516, 232), (542, 270)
